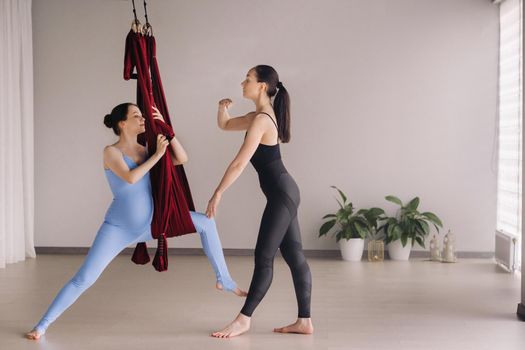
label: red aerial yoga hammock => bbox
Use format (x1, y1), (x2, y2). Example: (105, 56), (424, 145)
(123, 7), (196, 272)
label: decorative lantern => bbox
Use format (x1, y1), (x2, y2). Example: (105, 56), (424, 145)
(429, 234), (441, 261)
(442, 230), (457, 263)
(367, 240), (384, 262)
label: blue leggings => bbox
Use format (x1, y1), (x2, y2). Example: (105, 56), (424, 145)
(33, 211), (235, 334)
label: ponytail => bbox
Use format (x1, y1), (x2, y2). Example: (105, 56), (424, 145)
(273, 83), (290, 143)
(253, 65), (291, 143)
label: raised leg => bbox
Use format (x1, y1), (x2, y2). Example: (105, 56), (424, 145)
(190, 211), (245, 296)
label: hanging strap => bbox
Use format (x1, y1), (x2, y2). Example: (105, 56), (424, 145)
(143, 0), (153, 36)
(130, 0), (143, 36)
(131, 0), (140, 27)
(143, 0), (150, 26)
(131, 0), (139, 25)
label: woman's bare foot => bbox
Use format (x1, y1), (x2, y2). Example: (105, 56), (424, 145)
(216, 282), (248, 297)
(211, 313), (251, 338)
(273, 318), (314, 334)
(25, 329), (43, 340)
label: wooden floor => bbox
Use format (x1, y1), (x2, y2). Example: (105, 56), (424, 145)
(1, 254), (523, 350)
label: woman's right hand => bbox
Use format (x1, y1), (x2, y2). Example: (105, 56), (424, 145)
(155, 134), (169, 156)
(218, 98), (233, 111)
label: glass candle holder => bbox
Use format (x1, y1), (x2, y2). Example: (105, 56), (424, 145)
(368, 240), (384, 262)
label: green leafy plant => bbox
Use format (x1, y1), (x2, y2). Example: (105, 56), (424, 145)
(379, 195), (443, 248)
(319, 186), (382, 241)
(357, 207), (387, 240)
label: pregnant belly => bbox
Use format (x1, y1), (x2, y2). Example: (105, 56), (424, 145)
(104, 194), (153, 231)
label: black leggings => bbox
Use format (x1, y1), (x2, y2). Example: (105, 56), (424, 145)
(240, 172), (312, 318)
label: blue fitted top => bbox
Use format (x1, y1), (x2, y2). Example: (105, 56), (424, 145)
(103, 151), (153, 233)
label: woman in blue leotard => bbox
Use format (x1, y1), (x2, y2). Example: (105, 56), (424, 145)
(26, 103), (246, 340)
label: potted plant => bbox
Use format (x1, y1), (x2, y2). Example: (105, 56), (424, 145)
(319, 186), (371, 261)
(379, 196), (443, 260)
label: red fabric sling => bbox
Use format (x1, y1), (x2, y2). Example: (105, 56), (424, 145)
(123, 30), (196, 272)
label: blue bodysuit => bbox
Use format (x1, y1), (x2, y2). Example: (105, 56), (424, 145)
(33, 153), (237, 335)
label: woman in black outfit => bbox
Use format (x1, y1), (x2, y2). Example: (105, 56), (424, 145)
(206, 65), (313, 338)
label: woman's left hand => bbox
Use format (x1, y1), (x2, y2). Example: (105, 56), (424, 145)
(206, 192), (222, 218)
(152, 105), (165, 122)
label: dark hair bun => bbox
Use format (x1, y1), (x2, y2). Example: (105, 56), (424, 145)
(103, 114), (113, 128)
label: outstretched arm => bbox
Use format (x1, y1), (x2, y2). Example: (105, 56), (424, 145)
(206, 115), (270, 218)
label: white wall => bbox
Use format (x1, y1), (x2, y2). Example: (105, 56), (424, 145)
(33, 0), (499, 252)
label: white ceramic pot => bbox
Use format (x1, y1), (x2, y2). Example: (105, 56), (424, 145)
(387, 240), (412, 261)
(339, 238), (365, 261)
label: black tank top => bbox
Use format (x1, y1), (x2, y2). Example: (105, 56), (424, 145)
(248, 113), (281, 169)
(246, 112), (288, 196)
